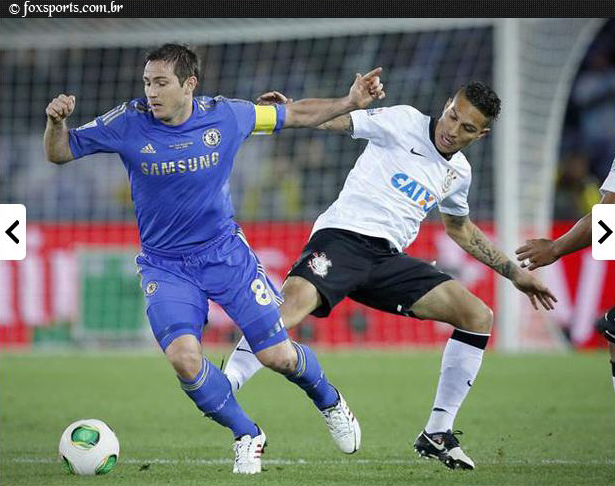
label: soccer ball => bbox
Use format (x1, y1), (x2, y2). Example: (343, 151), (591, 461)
(59, 419), (120, 475)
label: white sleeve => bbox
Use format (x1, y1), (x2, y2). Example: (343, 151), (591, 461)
(350, 106), (401, 145)
(600, 158), (615, 194)
(438, 172), (471, 216)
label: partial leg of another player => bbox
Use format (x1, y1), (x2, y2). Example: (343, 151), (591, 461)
(610, 342), (615, 395)
(595, 306), (615, 395)
(410, 280), (493, 470)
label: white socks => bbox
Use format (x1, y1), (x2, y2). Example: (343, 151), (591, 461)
(226, 327), (489, 433)
(425, 330), (488, 434)
(224, 336), (264, 393)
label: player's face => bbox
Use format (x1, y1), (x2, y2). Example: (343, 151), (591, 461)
(143, 60), (195, 125)
(434, 93), (490, 154)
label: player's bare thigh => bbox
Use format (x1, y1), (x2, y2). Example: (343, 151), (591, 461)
(279, 276), (323, 329)
(410, 280), (493, 334)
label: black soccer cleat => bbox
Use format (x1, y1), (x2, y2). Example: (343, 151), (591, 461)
(414, 430), (475, 470)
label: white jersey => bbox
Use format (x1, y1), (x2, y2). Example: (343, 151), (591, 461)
(601, 158), (615, 194)
(312, 105), (472, 251)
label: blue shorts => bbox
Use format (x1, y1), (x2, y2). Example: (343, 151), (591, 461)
(135, 226), (287, 353)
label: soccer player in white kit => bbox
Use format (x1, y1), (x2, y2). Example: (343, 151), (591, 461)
(225, 82), (557, 470)
(516, 158), (615, 393)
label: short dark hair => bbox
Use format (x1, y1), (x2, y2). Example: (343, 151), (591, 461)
(145, 44), (200, 86)
(459, 81), (501, 121)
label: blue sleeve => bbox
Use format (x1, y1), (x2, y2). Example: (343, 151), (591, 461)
(68, 103), (127, 159)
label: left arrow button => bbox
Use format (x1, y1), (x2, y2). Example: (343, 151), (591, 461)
(5, 220), (19, 244)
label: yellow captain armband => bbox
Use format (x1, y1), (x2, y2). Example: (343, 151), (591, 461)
(252, 105), (277, 135)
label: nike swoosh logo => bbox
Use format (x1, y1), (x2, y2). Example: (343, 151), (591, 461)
(467, 380), (473, 387)
(424, 434), (445, 451)
(410, 148), (425, 157)
(236, 347), (253, 354)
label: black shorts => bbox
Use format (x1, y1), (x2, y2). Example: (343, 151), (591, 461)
(287, 228), (453, 318)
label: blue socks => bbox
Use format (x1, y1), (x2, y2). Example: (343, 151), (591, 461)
(179, 344), (338, 439)
(286, 342), (339, 410)
(178, 358), (259, 438)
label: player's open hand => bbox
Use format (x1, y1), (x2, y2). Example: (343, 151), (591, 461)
(515, 238), (558, 271)
(511, 268), (558, 311)
(256, 91), (293, 105)
(348, 67), (386, 109)
(46, 94), (76, 123)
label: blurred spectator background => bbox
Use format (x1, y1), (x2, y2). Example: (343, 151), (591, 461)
(557, 19), (615, 219)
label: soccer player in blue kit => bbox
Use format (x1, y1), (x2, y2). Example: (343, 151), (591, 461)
(44, 44), (385, 474)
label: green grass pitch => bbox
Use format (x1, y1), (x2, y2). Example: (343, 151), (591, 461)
(1, 349), (613, 486)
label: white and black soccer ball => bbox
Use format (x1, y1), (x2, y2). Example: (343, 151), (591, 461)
(59, 419), (120, 475)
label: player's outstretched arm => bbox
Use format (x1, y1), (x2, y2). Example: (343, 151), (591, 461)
(316, 114), (354, 134)
(257, 91), (354, 134)
(442, 213), (557, 311)
(44, 94), (76, 164)
(282, 67), (385, 129)
(515, 190), (615, 270)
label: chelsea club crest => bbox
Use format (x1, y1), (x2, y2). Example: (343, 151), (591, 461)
(145, 281), (158, 295)
(203, 128), (221, 147)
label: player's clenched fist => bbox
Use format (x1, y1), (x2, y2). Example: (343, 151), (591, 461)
(46, 94), (76, 123)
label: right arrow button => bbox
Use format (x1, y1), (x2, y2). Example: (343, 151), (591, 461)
(598, 220), (613, 244)
(593, 205), (615, 260)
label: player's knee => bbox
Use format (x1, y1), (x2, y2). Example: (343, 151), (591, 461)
(165, 345), (203, 380)
(459, 301), (493, 334)
(256, 344), (298, 374)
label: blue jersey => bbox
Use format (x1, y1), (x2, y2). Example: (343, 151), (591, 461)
(69, 96), (286, 253)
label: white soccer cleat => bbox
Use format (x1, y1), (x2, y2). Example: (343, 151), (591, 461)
(443, 441), (475, 470)
(319, 392), (361, 453)
(232, 429), (266, 474)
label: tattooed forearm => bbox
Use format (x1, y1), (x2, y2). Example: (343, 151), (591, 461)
(317, 114), (353, 134)
(443, 214), (468, 231)
(458, 224), (519, 280)
(492, 260), (515, 279)
(443, 214), (520, 280)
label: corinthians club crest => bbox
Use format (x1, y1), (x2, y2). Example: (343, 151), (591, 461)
(442, 168), (458, 194)
(307, 252), (332, 278)
(203, 128), (221, 147)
